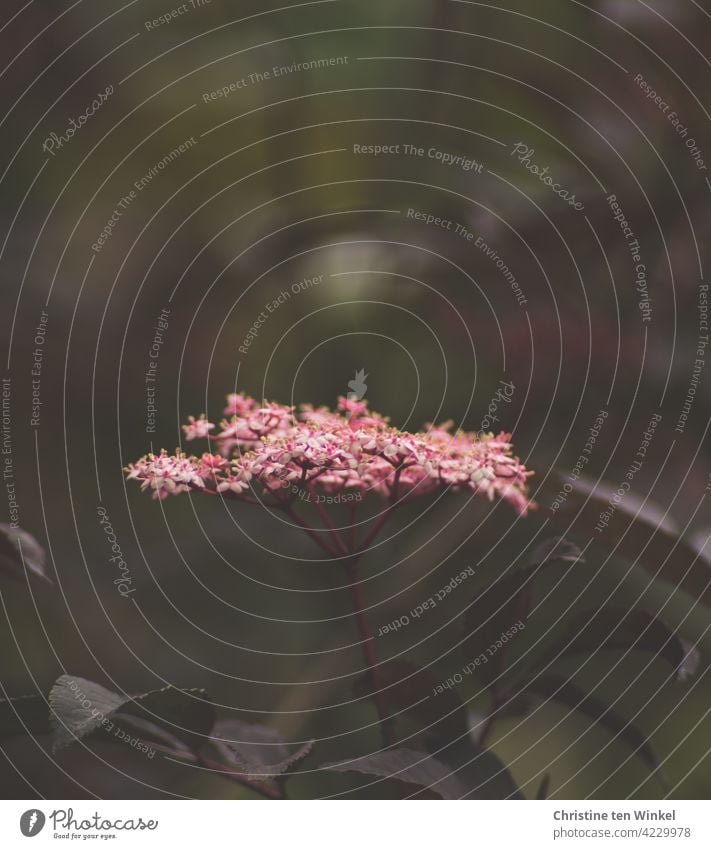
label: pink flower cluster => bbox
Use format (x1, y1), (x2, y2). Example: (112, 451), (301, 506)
(126, 394), (533, 514)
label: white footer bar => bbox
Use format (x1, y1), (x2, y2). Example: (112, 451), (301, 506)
(2, 800), (710, 848)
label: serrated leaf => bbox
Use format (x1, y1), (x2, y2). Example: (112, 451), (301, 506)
(49, 675), (215, 753)
(208, 719), (313, 785)
(219, 738), (313, 780)
(0, 524), (51, 583)
(534, 608), (699, 682)
(323, 748), (469, 799)
(211, 718), (291, 762)
(121, 686), (216, 751)
(265, 739), (314, 776)
(0, 693), (51, 739)
(50, 677), (125, 751)
(527, 674), (667, 788)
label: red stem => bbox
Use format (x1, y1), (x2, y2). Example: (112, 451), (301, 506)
(280, 498), (397, 746)
(282, 504), (340, 558)
(215, 476), (400, 748)
(314, 499), (349, 555)
(345, 555), (397, 747)
(356, 509), (392, 555)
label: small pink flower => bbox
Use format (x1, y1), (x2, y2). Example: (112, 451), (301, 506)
(125, 450), (205, 500)
(183, 415), (215, 441)
(224, 392), (258, 417)
(127, 394), (533, 514)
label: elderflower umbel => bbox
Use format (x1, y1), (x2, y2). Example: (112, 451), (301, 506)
(125, 393), (533, 514)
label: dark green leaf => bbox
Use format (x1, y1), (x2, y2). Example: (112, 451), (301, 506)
(534, 608), (699, 681)
(526, 674), (667, 788)
(323, 748), (469, 799)
(543, 474), (711, 610)
(431, 738), (523, 799)
(462, 537), (583, 683)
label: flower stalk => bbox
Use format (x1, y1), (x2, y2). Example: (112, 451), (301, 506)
(343, 553), (397, 747)
(125, 392), (532, 750)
